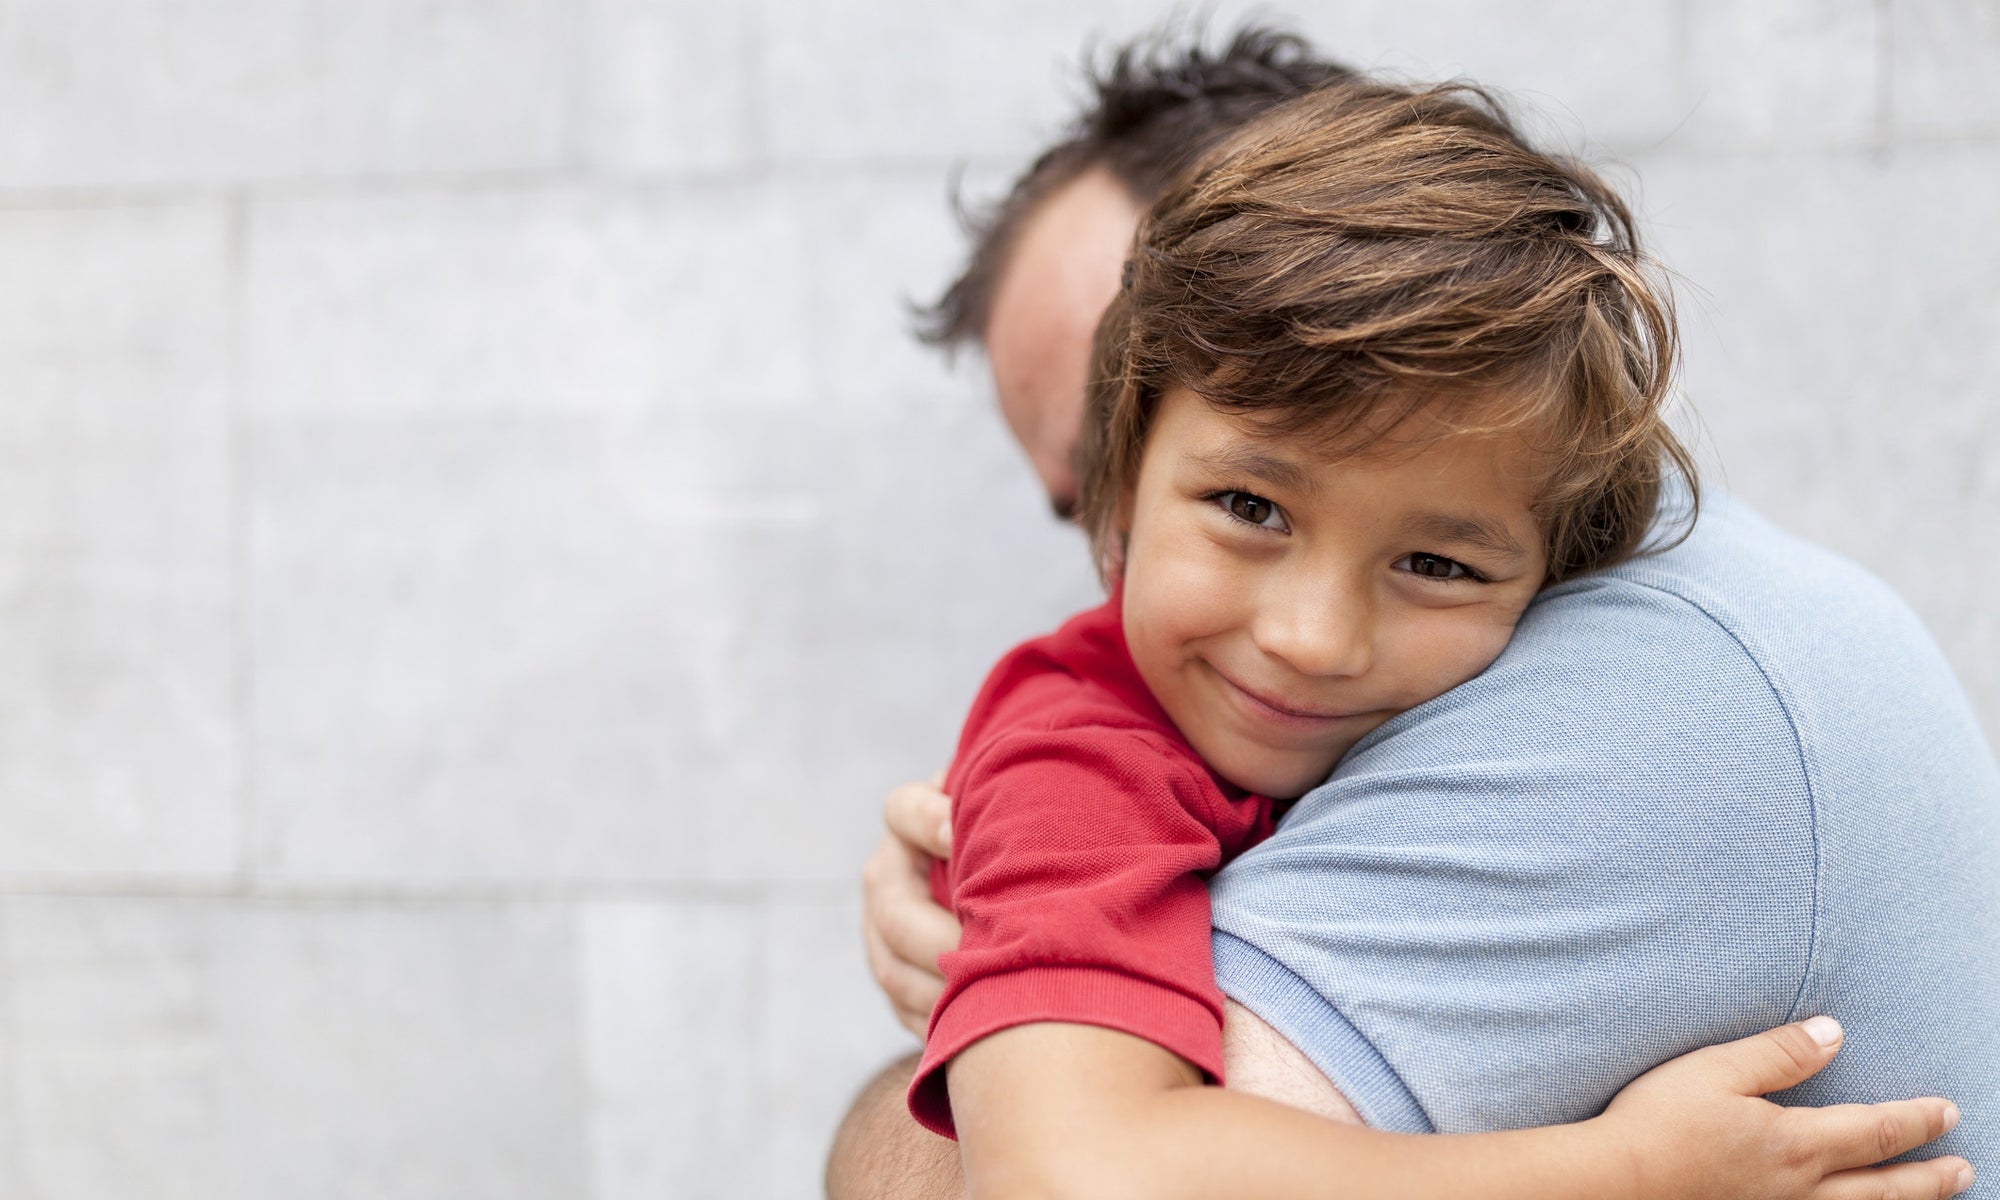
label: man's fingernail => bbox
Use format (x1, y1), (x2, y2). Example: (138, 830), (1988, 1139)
(1957, 1165), (1974, 1192)
(1943, 1102), (1962, 1132)
(1802, 1015), (1842, 1047)
(937, 821), (952, 849)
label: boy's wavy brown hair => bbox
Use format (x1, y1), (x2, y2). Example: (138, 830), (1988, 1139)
(1077, 80), (1696, 584)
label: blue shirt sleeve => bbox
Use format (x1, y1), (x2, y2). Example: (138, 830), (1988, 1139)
(1209, 574), (1820, 1133)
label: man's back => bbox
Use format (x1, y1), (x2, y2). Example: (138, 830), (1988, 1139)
(1210, 492), (1999, 1180)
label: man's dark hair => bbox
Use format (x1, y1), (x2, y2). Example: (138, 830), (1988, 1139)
(915, 24), (1355, 349)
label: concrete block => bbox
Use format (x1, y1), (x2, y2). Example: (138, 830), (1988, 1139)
(1291, 0), (1686, 154)
(250, 396), (1097, 886)
(244, 183), (816, 420)
(0, 0), (570, 189)
(761, 0), (1691, 163)
(761, 0), (1178, 163)
(213, 902), (588, 1200)
(1891, 0), (2000, 141)
(579, 899), (767, 1200)
(1637, 147), (2000, 733)
(4, 899), (229, 1198)
(787, 167), (979, 409)
(761, 893), (911, 1199)
(0, 203), (238, 881)
(1680, 0), (1880, 149)
(576, 894), (908, 1200)
(695, 400), (1101, 882)
(4, 898), (589, 1200)
(577, 0), (765, 173)
(248, 412), (739, 885)
(0, 918), (20, 1199)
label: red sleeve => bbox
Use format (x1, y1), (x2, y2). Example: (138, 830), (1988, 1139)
(906, 726), (1229, 1138)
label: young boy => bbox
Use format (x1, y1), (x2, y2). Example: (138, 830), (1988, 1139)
(903, 79), (1972, 1199)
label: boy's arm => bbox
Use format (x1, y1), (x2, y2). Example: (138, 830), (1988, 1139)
(823, 1014), (1971, 1200)
(826, 1002), (1353, 1200)
(948, 1018), (1968, 1200)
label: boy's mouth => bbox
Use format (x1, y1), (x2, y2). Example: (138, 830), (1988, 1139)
(1206, 664), (1359, 728)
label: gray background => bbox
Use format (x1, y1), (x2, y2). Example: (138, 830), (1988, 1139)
(0, 1), (1994, 1197)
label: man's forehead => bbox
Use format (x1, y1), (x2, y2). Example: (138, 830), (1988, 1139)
(984, 170), (1142, 350)
(981, 169), (1145, 517)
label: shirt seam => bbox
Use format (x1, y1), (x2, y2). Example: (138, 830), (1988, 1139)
(1620, 577), (1823, 1022)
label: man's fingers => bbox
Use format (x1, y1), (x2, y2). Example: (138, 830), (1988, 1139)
(1803, 1097), (1962, 1173)
(884, 777), (953, 860)
(1816, 1156), (1974, 1200)
(860, 775), (958, 1037)
(875, 877), (962, 978)
(864, 917), (943, 1038)
(1688, 1017), (1844, 1095)
(861, 832), (961, 976)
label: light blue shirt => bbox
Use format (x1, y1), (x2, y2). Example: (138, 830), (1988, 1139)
(1210, 491), (1999, 1183)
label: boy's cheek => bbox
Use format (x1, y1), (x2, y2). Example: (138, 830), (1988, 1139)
(1387, 613), (1525, 702)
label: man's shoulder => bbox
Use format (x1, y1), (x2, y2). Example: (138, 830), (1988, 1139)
(1538, 491), (1924, 662)
(1474, 493), (1991, 795)
(1430, 492), (1961, 758)
(1525, 493), (1903, 664)
(1338, 496), (1809, 787)
(1318, 491), (1972, 836)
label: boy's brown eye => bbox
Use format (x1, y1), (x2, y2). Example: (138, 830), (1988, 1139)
(1402, 553), (1473, 580)
(1225, 492), (1278, 526)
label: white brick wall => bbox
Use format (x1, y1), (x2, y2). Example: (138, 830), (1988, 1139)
(0, 203), (238, 882)
(0, 3), (1993, 1197)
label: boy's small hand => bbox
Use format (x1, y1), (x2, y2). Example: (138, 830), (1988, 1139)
(861, 772), (960, 1038)
(1601, 1017), (1973, 1200)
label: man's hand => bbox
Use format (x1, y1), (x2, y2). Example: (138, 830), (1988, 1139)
(862, 773), (961, 1037)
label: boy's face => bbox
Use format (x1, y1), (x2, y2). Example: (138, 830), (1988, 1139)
(1121, 386), (1549, 799)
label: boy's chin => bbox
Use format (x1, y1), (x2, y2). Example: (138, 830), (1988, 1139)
(1211, 752), (1340, 801)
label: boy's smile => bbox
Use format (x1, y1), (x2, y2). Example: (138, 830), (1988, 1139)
(1120, 387), (1550, 799)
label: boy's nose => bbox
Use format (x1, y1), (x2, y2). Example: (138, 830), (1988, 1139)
(1250, 577), (1374, 679)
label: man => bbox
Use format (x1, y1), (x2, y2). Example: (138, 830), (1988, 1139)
(829, 24), (1999, 1199)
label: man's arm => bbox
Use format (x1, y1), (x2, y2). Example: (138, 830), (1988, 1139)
(826, 1053), (961, 1200)
(1218, 1000), (1362, 1124)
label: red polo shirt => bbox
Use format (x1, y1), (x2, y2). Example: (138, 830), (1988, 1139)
(907, 596), (1280, 1138)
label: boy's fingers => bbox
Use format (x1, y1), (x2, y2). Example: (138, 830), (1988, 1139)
(1805, 1097), (1961, 1173)
(884, 777), (953, 859)
(1691, 1018), (1843, 1095)
(1816, 1156), (1974, 1200)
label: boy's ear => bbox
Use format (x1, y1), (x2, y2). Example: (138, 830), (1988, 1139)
(1099, 521), (1132, 582)
(1111, 485), (1137, 544)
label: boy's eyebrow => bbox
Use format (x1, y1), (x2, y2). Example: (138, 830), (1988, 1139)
(1405, 511), (1531, 561)
(1183, 445), (1318, 496)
